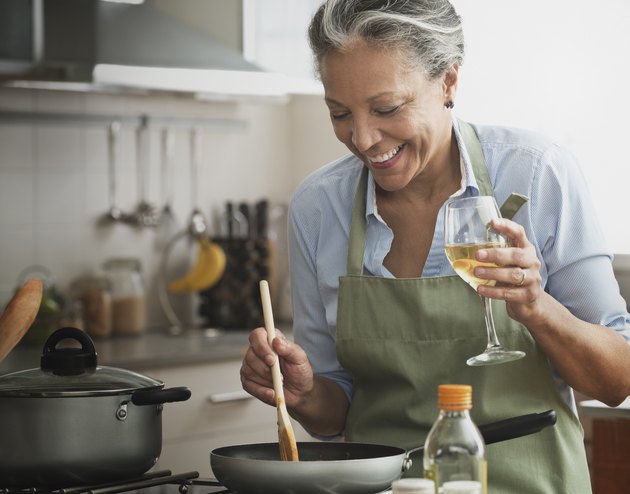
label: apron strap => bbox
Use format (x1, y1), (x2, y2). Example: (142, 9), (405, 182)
(500, 193), (529, 219)
(458, 119), (494, 197)
(347, 168), (369, 276)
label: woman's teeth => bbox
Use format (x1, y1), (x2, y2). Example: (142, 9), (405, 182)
(369, 145), (402, 164)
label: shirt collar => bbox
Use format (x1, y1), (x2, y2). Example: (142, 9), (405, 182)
(365, 116), (481, 220)
(451, 116), (480, 197)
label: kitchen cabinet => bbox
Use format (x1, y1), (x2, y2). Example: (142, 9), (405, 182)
(579, 397), (630, 493)
(139, 358), (312, 477)
(591, 418), (630, 493)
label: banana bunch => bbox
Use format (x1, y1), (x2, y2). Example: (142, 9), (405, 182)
(168, 237), (227, 294)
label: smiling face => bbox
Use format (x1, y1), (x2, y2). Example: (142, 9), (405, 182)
(320, 38), (458, 193)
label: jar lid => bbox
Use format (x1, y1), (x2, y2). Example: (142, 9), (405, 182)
(0, 327), (161, 397)
(438, 384), (472, 411)
(391, 478), (435, 493)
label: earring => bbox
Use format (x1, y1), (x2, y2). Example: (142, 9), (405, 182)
(445, 100), (454, 109)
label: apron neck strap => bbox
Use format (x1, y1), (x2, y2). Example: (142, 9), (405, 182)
(347, 167), (369, 275)
(457, 119), (494, 197)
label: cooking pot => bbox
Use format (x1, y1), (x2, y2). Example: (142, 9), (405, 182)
(0, 327), (191, 488)
(210, 409), (556, 494)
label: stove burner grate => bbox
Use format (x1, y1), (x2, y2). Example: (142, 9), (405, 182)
(0, 471), (230, 494)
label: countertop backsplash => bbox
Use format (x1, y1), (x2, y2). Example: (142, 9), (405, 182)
(0, 87), (344, 331)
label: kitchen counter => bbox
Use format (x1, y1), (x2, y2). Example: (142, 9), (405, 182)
(579, 396), (630, 420)
(0, 328), (251, 375)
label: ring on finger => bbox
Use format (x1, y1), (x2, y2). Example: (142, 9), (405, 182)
(517, 269), (527, 286)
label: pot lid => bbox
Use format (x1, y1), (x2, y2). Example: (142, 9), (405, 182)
(0, 327), (162, 397)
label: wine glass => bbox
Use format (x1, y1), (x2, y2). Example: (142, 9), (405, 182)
(444, 196), (526, 366)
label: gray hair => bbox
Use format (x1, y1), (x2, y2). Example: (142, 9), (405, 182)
(308, 0), (464, 79)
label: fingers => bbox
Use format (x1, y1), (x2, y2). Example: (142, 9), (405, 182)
(240, 327), (275, 405)
(474, 218), (542, 303)
(240, 327), (313, 408)
(488, 218), (528, 248)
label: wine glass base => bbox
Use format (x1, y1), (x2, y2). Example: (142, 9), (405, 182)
(466, 349), (526, 367)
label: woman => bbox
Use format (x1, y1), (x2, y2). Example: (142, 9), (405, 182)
(240, 0), (630, 491)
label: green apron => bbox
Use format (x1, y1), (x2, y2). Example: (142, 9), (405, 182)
(336, 121), (591, 493)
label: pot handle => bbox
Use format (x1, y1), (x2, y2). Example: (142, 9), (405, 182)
(131, 386), (192, 406)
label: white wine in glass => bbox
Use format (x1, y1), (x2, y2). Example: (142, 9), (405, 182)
(444, 196), (526, 366)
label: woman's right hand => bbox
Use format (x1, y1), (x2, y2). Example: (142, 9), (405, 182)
(240, 327), (314, 409)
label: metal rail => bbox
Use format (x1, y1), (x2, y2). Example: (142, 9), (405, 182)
(0, 110), (248, 130)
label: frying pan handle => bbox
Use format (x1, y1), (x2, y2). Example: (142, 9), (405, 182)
(478, 409), (557, 445)
(402, 409), (557, 472)
(131, 386), (192, 406)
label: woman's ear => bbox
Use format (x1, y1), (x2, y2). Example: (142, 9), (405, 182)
(443, 64), (459, 105)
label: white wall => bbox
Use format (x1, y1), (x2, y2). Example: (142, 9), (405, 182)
(451, 0), (630, 253)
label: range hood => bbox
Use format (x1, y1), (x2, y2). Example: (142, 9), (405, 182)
(0, 0), (290, 100)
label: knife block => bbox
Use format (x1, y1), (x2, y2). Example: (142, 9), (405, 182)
(198, 237), (273, 329)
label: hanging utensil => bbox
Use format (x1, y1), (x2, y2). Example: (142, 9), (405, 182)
(260, 280), (299, 462)
(102, 121), (124, 223)
(155, 126), (179, 248)
(132, 116), (160, 228)
(187, 127), (207, 237)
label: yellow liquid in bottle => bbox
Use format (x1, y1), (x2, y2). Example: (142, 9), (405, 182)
(423, 460), (488, 494)
(445, 242), (503, 290)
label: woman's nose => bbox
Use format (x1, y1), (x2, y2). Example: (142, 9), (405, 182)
(351, 116), (380, 152)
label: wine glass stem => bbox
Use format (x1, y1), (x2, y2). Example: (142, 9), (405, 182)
(479, 295), (502, 349)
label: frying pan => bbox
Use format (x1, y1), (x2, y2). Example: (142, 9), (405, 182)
(210, 410), (556, 494)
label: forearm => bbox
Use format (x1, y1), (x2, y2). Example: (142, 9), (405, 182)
(288, 375), (350, 437)
(522, 292), (630, 406)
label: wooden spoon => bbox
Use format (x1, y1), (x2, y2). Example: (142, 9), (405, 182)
(0, 278), (44, 362)
(259, 280), (299, 462)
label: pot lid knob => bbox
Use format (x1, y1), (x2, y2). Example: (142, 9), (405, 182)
(40, 327), (98, 375)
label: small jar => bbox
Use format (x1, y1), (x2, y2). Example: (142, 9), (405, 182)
(103, 258), (146, 335)
(71, 275), (112, 338)
(392, 478), (435, 494)
(443, 480), (483, 494)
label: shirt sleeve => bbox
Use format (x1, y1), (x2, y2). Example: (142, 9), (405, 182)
(287, 186), (354, 402)
(528, 143), (630, 338)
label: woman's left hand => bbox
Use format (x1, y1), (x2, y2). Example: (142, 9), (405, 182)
(474, 217), (544, 324)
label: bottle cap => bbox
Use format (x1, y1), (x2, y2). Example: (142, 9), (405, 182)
(391, 478), (435, 493)
(442, 480), (482, 493)
(438, 384), (472, 411)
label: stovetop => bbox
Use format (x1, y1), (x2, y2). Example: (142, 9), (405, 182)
(0, 471), (232, 494)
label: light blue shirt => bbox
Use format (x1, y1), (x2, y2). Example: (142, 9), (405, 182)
(288, 117), (630, 414)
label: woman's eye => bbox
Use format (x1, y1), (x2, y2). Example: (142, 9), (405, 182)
(330, 112), (350, 121)
(375, 105), (400, 116)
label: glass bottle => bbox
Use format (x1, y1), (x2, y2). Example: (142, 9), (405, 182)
(392, 478), (436, 494)
(103, 258), (146, 335)
(423, 384), (486, 494)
